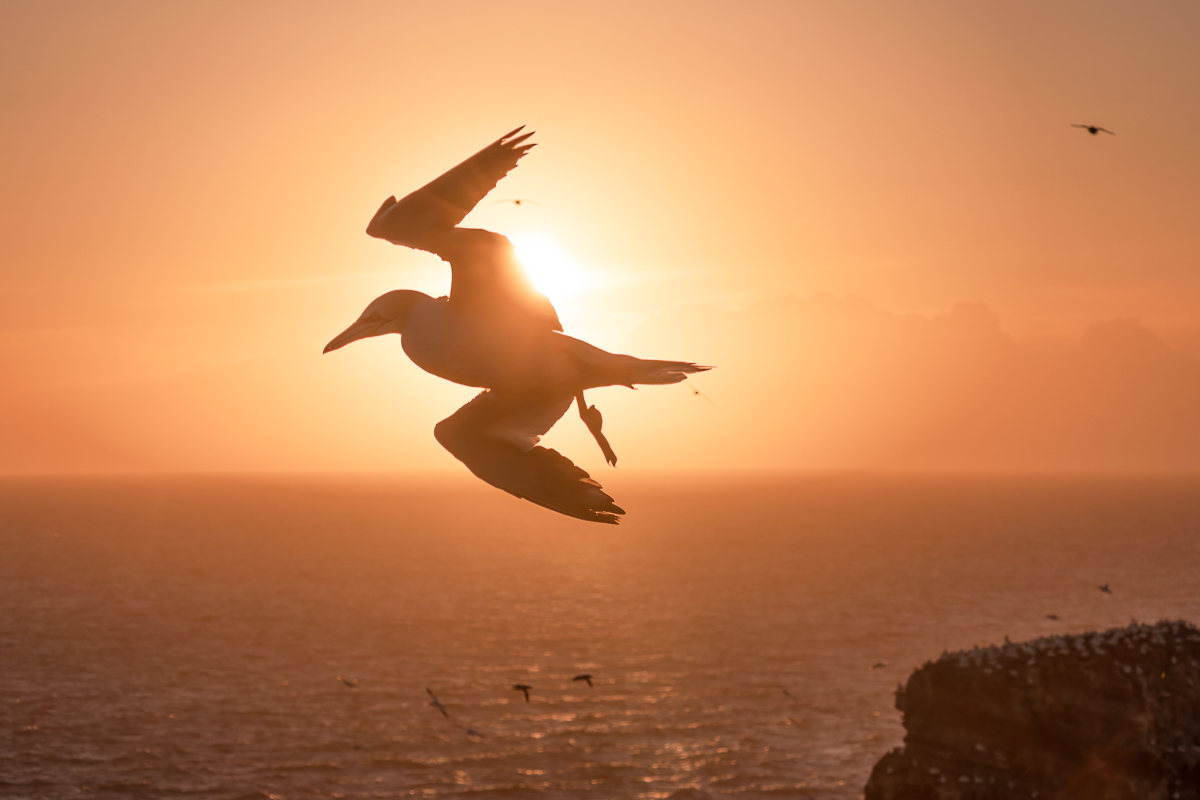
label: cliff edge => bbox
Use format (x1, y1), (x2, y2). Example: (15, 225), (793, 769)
(865, 620), (1200, 800)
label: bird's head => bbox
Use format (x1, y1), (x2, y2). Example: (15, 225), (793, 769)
(323, 290), (426, 354)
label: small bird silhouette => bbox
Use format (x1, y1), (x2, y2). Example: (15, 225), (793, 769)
(684, 379), (718, 408)
(337, 676), (358, 688)
(572, 674), (593, 688)
(869, 661), (889, 670)
(1045, 614), (1059, 621)
(779, 686), (793, 698)
(1072, 123), (1115, 136)
(493, 197), (541, 206)
(1100, 583), (1112, 594)
(512, 684), (533, 702)
(426, 688), (449, 717)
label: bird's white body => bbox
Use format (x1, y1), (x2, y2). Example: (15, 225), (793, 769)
(401, 296), (574, 392)
(399, 293), (684, 396)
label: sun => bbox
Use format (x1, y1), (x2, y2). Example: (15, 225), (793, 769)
(510, 234), (600, 303)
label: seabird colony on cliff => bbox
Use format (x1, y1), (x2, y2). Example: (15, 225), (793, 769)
(324, 128), (710, 523)
(934, 620), (1200, 674)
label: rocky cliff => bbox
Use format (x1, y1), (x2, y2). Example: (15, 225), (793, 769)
(865, 620), (1200, 800)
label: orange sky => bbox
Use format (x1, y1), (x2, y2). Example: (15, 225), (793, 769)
(3, 1), (1200, 474)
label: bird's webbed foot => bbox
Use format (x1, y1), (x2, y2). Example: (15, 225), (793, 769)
(576, 393), (617, 466)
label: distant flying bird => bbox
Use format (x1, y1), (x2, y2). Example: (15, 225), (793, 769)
(426, 688), (487, 737)
(1072, 123), (1115, 136)
(1100, 583), (1112, 594)
(572, 674), (593, 688)
(779, 686), (793, 698)
(337, 676), (358, 688)
(324, 127), (711, 523)
(493, 198), (541, 207)
(684, 379), (718, 408)
(1045, 614), (1059, 621)
(869, 661), (889, 670)
(426, 688), (449, 718)
(512, 684), (533, 702)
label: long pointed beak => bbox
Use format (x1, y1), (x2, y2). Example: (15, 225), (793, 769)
(323, 319), (383, 354)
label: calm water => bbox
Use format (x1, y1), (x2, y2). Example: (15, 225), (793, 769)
(2, 473), (1199, 799)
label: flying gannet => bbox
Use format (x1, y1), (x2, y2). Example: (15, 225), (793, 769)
(426, 687), (449, 718)
(324, 127), (710, 524)
(1071, 123), (1115, 136)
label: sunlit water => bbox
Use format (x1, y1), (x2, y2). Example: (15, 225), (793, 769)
(2, 473), (1199, 799)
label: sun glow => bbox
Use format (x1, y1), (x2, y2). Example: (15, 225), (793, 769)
(511, 234), (602, 303)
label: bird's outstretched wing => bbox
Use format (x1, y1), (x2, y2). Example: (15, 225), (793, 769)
(1071, 123), (1116, 135)
(434, 389), (625, 524)
(366, 126), (535, 248)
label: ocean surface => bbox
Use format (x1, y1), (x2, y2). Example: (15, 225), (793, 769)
(2, 473), (1199, 799)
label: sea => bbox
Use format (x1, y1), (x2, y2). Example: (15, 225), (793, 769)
(2, 473), (1199, 800)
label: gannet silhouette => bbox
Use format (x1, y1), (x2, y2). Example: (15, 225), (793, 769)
(1045, 614), (1059, 621)
(324, 127), (710, 524)
(425, 687), (487, 737)
(426, 687), (449, 718)
(572, 674), (593, 687)
(1072, 123), (1115, 136)
(512, 684), (533, 702)
(1099, 583), (1112, 594)
(493, 198), (541, 206)
(337, 676), (358, 688)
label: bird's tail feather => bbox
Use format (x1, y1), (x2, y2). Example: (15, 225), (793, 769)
(627, 359), (713, 386)
(565, 336), (712, 389)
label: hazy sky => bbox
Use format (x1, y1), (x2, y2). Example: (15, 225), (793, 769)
(3, 1), (1199, 474)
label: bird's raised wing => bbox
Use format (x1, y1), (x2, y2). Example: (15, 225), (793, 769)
(365, 127), (559, 332)
(366, 126), (535, 248)
(434, 389), (625, 524)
